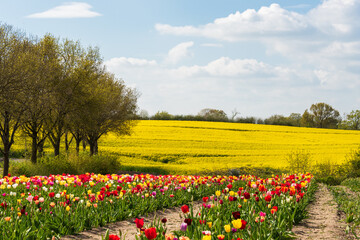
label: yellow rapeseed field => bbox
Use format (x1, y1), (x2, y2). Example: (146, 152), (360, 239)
(99, 120), (360, 174)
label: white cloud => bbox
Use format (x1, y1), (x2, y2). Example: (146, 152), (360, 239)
(105, 57), (157, 68)
(308, 0), (360, 36)
(201, 43), (223, 47)
(169, 57), (276, 78)
(166, 41), (194, 64)
(155, 0), (360, 41)
(155, 3), (308, 41)
(108, 0), (360, 117)
(27, 2), (101, 19)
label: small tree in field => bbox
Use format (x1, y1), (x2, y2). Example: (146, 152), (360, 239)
(286, 149), (312, 173)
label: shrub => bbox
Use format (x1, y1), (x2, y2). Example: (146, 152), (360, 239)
(286, 149), (312, 173)
(10, 153), (121, 176)
(346, 146), (360, 178)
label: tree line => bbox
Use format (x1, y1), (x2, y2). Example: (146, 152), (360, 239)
(138, 103), (360, 130)
(0, 23), (138, 176)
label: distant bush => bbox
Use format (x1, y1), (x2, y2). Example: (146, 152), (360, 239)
(234, 117), (257, 124)
(10, 153), (121, 176)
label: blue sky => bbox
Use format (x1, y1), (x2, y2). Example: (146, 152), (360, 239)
(1, 0), (359, 118)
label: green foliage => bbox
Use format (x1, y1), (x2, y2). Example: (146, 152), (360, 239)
(264, 114), (291, 126)
(340, 110), (360, 130)
(152, 111), (173, 120)
(301, 102), (341, 129)
(0, 149), (27, 159)
(198, 108), (228, 122)
(330, 185), (360, 238)
(311, 160), (349, 185)
(341, 178), (360, 192)
(10, 153), (121, 176)
(346, 146), (360, 178)
(286, 149), (312, 173)
(209, 166), (285, 178)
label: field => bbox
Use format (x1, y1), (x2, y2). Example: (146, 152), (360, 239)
(0, 172), (314, 239)
(97, 120), (360, 174)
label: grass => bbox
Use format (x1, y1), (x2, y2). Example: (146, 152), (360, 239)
(329, 178), (360, 238)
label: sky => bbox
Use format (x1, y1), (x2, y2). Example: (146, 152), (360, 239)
(1, 0), (360, 118)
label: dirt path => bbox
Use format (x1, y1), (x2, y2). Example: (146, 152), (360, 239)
(292, 183), (351, 240)
(61, 201), (202, 240)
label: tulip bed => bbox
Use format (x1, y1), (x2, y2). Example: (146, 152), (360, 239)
(0, 173), (248, 240)
(103, 173), (315, 240)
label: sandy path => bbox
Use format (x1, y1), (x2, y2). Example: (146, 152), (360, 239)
(292, 183), (351, 240)
(61, 201), (202, 240)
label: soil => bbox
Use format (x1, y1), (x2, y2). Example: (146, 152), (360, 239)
(61, 201), (202, 240)
(292, 183), (353, 240)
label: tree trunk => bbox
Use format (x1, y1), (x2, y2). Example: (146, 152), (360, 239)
(82, 139), (87, 151)
(1, 111), (18, 177)
(65, 131), (69, 152)
(88, 135), (98, 156)
(54, 141), (60, 156)
(89, 141), (95, 156)
(49, 133), (61, 156)
(30, 134), (38, 164)
(2, 148), (10, 177)
(94, 140), (98, 155)
(38, 140), (44, 156)
(75, 138), (81, 154)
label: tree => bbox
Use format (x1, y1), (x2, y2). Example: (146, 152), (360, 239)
(0, 24), (31, 176)
(288, 113), (302, 127)
(300, 110), (314, 127)
(21, 35), (60, 163)
(138, 109), (149, 120)
(198, 108), (228, 122)
(340, 110), (360, 130)
(264, 115), (290, 126)
(44, 39), (85, 156)
(82, 73), (138, 155)
(66, 45), (105, 154)
(301, 102), (341, 128)
(230, 108), (240, 121)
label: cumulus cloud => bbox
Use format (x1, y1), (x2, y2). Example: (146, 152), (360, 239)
(166, 41), (194, 64)
(104, 54), (321, 116)
(155, 0), (360, 41)
(169, 57), (276, 78)
(201, 43), (223, 47)
(308, 0), (360, 36)
(27, 2), (101, 19)
(106, 0), (360, 117)
(156, 4), (308, 41)
(105, 57), (157, 68)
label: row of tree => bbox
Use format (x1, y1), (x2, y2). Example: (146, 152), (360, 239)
(0, 24), (138, 176)
(138, 103), (360, 130)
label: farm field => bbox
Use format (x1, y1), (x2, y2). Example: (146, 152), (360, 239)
(0, 172), (314, 239)
(98, 120), (360, 174)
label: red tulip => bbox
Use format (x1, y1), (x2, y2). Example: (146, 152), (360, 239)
(264, 195), (272, 202)
(109, 235), (120, 240)
(145, 227), (157, 240)
(135, 218), (144, 228)
(181, 205), (189, 214)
